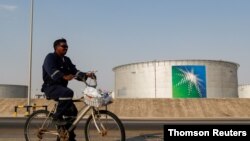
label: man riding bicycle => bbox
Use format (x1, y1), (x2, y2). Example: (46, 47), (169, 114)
(41, 38), (94, 141)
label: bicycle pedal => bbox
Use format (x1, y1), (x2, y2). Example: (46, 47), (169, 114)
(58, 128), (69, 141)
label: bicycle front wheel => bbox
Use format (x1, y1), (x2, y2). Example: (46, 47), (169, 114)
(24, 110), (58, 141)
(85, 110), (126, 141)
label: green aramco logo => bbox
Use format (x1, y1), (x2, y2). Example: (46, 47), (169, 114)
(172, 66), (206, 98)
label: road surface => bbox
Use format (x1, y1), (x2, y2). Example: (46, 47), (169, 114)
(1, 118), (250, 141)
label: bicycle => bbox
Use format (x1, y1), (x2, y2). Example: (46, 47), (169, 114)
(24, 75), (126, 141)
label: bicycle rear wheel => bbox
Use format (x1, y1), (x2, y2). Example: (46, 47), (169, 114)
(24, 110), (58, 141)
(85, 110), (126, 141)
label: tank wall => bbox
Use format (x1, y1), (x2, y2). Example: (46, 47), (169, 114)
(206, 61), (238, 98)
(0, 85), (27, 98)
(114, 60), (238, 98)
(238, 85), (250, 98)
(115, 63), (155, 98)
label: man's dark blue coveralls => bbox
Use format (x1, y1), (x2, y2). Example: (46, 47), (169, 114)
(42, 52), (86, 141)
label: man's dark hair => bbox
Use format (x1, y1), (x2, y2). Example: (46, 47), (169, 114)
(53, 38), (67, 50)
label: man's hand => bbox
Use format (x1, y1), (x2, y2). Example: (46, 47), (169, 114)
(63, 74), (75, 81)
(86, 72), (96, 79)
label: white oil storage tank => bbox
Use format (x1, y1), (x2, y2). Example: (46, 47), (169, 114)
(113, 60), (239, 98)
(238, 85), (250, 98)
(0, 84), (28, 98)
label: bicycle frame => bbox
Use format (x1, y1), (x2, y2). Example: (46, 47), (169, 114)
(39, 98), (103, 137)
(68, 104), (91, 131)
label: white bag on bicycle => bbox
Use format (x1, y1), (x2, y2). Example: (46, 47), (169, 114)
(83, 87), (102, 98)
(83, 87), (112, 107)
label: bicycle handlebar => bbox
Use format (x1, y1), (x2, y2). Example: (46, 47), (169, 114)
(82, 71), (98, 88)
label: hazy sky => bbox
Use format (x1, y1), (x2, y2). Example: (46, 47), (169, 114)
(0, 0), (249, 97)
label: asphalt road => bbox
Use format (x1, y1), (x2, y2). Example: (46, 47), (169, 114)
(1, 118), (250, 141)
(0, 118), (164, 141)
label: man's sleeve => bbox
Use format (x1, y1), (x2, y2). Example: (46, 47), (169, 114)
(43, 54), (64, 81)
(67, 57), (87, 81)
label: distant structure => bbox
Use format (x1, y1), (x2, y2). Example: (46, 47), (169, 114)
(0, 84), (27, 98)
(238, 85), (250, 98)
(113, 60), (239, 98)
